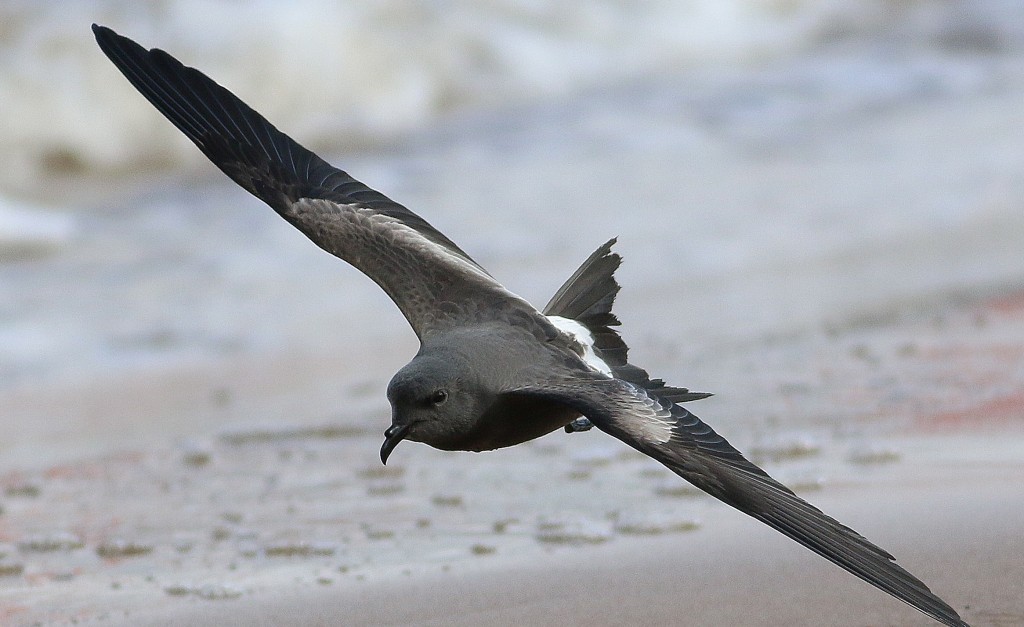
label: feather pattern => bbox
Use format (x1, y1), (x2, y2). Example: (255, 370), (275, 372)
(92, 24), (550, 341)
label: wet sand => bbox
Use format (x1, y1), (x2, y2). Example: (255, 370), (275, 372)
(133, 468), (1024, 627)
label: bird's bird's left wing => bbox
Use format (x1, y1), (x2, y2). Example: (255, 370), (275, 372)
(506, 377), (967, 627)
(92, 25), (549, 340)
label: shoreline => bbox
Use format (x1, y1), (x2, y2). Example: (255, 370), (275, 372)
(2, 430), (1018, 626)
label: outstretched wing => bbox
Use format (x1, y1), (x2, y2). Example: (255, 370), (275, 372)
(509, 377), (967, 627)
(93, 24), (549, 340)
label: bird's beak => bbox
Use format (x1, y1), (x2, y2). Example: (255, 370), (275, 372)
(380, 423), (410, 465)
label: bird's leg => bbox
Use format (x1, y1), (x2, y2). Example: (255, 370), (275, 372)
(564, 417), (593, 433)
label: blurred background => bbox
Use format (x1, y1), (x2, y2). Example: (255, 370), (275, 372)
(2, 3), (1023, 623)
(2, 0), (1023, 462)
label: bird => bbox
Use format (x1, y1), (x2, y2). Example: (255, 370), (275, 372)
(92, 24), (968, 627)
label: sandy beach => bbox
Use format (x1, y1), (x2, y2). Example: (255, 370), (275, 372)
(3, 3), (1024, 625)
(3, 291), (1022, 626)
(131, 466), (1024, 627)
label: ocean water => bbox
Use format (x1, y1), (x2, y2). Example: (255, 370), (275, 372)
(1, 0), (914, 193)
(2, 2), (1024, 461)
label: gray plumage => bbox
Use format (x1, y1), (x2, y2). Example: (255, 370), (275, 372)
(93, 25), (968, 627)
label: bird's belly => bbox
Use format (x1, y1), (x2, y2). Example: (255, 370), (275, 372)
(450, 396), (579, 452)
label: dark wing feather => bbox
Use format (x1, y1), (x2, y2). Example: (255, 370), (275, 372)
(510, 377), (967, 627)
(93, 24), (550, 340)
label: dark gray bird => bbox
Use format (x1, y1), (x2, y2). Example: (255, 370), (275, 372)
(93, 24), (967, 627)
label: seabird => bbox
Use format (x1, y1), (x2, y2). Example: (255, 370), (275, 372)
(92, 25), (968, 627)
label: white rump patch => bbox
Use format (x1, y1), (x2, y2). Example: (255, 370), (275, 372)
(547, 315), (613, 377)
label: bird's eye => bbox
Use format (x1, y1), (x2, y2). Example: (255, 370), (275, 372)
(429, 389), (448, 406)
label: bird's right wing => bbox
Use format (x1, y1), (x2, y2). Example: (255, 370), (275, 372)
(507, 377), (967, 627)
(93, 25), (552, 341)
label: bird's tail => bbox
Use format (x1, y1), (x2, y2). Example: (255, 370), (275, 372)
(544, 239), (710, 403)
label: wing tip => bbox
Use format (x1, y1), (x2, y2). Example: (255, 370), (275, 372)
(92, 23), (121, 49)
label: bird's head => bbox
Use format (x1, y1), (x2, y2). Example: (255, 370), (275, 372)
(380, 351), (482, 463)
